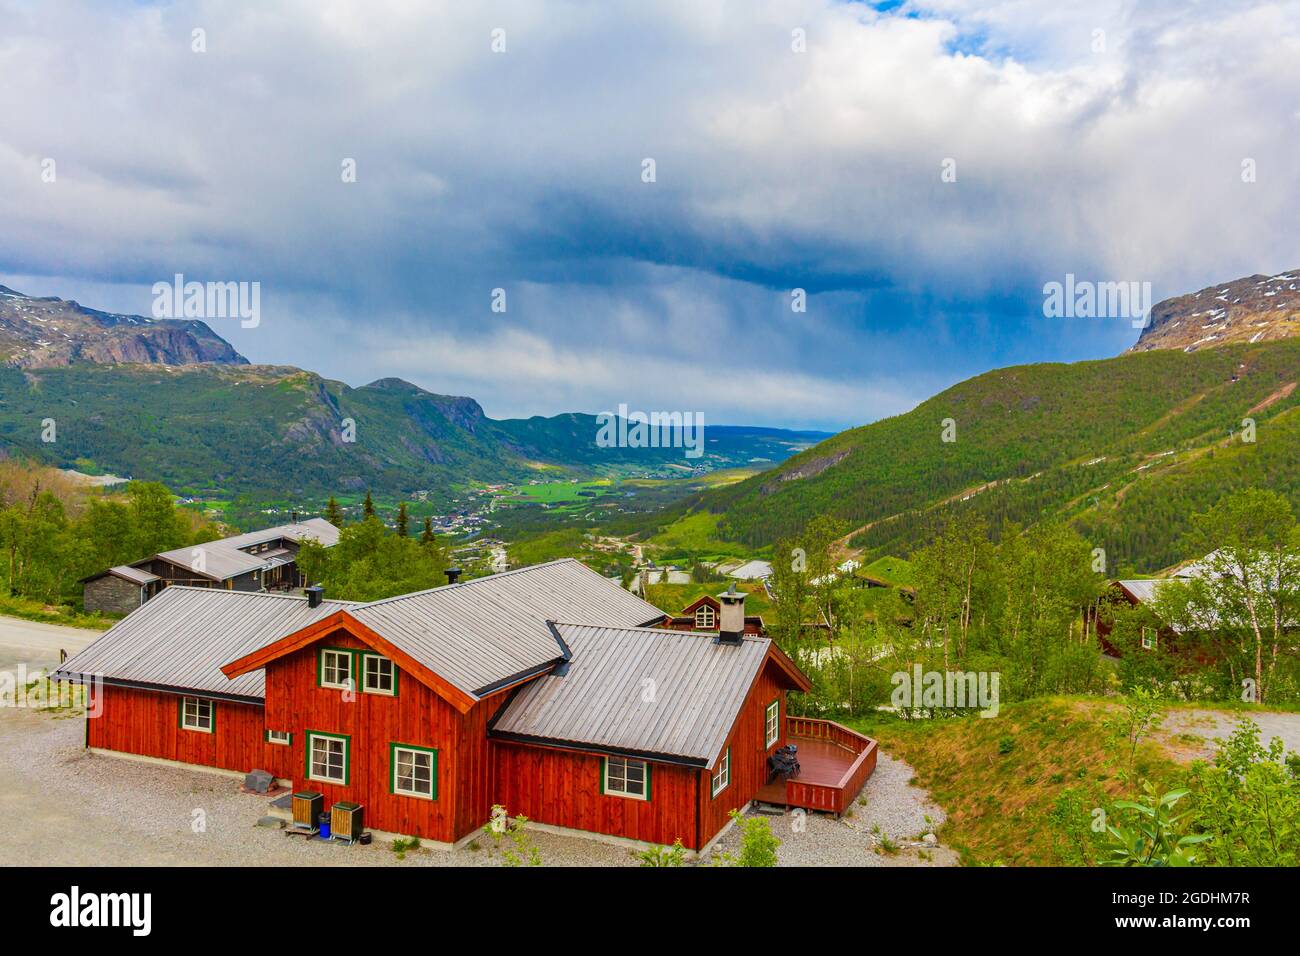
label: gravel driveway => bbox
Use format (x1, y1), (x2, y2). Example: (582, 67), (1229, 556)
(0, 708), (953, 867)
(0, 615), (102, 673)
(708, 752), (957, 866)
(1159, 708), (1300, 762)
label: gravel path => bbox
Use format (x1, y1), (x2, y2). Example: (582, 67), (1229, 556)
(1158, 708), (1300, 763)
(708, 752), (958, 867)
(0, 614), (102, 672)
(1, 708), (954, 867)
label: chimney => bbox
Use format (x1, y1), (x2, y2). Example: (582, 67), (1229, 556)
(717, 582), (745, 644)
(305, 584), (324, 609)
(445, 567), (462, 585)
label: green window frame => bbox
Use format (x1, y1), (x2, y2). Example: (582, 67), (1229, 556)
(711, 747), (731, 798)
(317, 647), (356, 691)
(305, 730), (350, 785)
(265, 729), (292, 746)
(178, 696), (214, 734)
(362, 653), (399, 697)
(389, 743), (438, 799)
(765, 699), (780, 748)
(600, 756), (651, 800)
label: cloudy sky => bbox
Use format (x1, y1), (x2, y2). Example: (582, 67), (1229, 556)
(2, 0), (1297, 431)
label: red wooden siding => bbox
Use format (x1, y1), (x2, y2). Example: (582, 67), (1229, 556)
(490, 741), (700, 849)
(86, 684), (294, 778)
(697, 659), (787, 844)
(262, 628), (477, 843)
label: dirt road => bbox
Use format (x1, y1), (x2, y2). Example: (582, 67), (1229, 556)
(0, 615), (103, 672)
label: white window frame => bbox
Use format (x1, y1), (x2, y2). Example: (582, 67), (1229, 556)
(181, 696), (213, 733)
(362, 653), (396, 696)
(307, 732), (348, 785)
(711, 748), (730, 797)
(266, 729), (291, 746)
(1141, 629), (1155, 651)
(392, 745), (436, 799)
(604, 756), (648, 801)
(320, 649), (353, 690)
(765, 700), (780, 748)
(695, 605), (717, 629)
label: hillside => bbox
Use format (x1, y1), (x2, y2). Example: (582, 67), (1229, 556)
(665, 337), (1300, 573)
(0, 362), (826, 503)
(0, 285), (246, 368)
(1131, 268), (1300, 353)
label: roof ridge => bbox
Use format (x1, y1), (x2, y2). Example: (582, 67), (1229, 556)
(159, 585), (359, 606)
(551, 620), (767, 643)
(349, 557), (581, 611)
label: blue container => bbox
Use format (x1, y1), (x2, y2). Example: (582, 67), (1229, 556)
(318, 812), (331, 840)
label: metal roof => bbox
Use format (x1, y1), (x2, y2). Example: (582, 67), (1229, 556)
(152, 517), (340, 581)
(347, 559), (665, 697)
(1116, 579), (1165, 603)
(52, 587), (357, 700)
(105, 565), (160, 586)
(490, 622), (773, 767)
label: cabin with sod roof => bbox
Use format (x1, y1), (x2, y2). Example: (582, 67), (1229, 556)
(54, 559), (876, 852)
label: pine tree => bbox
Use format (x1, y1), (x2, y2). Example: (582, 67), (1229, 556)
(363, 491), (375, 519)
(421, 516), (434, 544)
(396, 502), (409, 537)
(325, 496), (343, 528)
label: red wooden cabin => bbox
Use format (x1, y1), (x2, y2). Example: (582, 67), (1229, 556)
(55, 559), (875, 852)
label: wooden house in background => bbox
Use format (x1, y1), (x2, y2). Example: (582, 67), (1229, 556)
(54, 559), (876, 853)
(80, 517), (339, 615)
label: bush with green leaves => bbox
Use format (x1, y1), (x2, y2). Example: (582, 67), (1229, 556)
(712, 810), (780, 867)
(1099, 784), (1209, 867)
(1185, 719), (1300, 866)
(637, 840), (687, 867)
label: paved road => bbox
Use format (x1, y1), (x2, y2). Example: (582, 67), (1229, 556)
(0, 615), (103, 671)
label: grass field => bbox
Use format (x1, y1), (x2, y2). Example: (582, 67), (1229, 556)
(841, 697), (1185, 866)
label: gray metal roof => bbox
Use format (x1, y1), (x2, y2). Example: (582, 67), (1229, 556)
(105, 565), (160, 585)
(348, 559), (665, 698)
(152, 517), (340, 581)
(53, 586), (357, 700)
(490, 623), (772, 767)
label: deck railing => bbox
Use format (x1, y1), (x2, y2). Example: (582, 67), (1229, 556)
(783, 717), (879, 815)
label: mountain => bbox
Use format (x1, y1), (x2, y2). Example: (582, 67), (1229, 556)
(0, 289), (827, 503)
(0, 285), (247, 368)
(661, 269), (1300, 573)
(1130, 268), (1300, 353)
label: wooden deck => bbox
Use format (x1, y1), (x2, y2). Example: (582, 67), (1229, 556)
(755, 717), (878, 815)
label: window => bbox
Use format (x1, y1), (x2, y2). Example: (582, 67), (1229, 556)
(319, 648), (354, 690)
(306, 731), (349, 785)
(179, 696), (213, 733)
(362, 653), (397, 696)
(1141, 629), (1155, 651)
(391, 744), (437, 799)
(765, 700), (780, 748)
(603, 756), (649, 800)
(266, 729), (291, 746)
(711, 748), (730, 798)
(694, 604), (716, 629)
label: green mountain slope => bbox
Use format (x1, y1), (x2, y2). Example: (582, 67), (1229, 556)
(0, 363), (826, 502)
(676, 339), (1300, 573)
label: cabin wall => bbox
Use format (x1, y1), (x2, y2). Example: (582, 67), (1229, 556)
(262, 630), (472, 843)
(697, 661), (788, 844)
(85, 684), (291, 776)
(490, 740), (700, 849)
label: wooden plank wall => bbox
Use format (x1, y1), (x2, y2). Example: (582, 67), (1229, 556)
(262, 629), (466, 843)
(86, 684), (291, 776)
(696, 659), (788, 845)
(490, 741), (700, 849)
